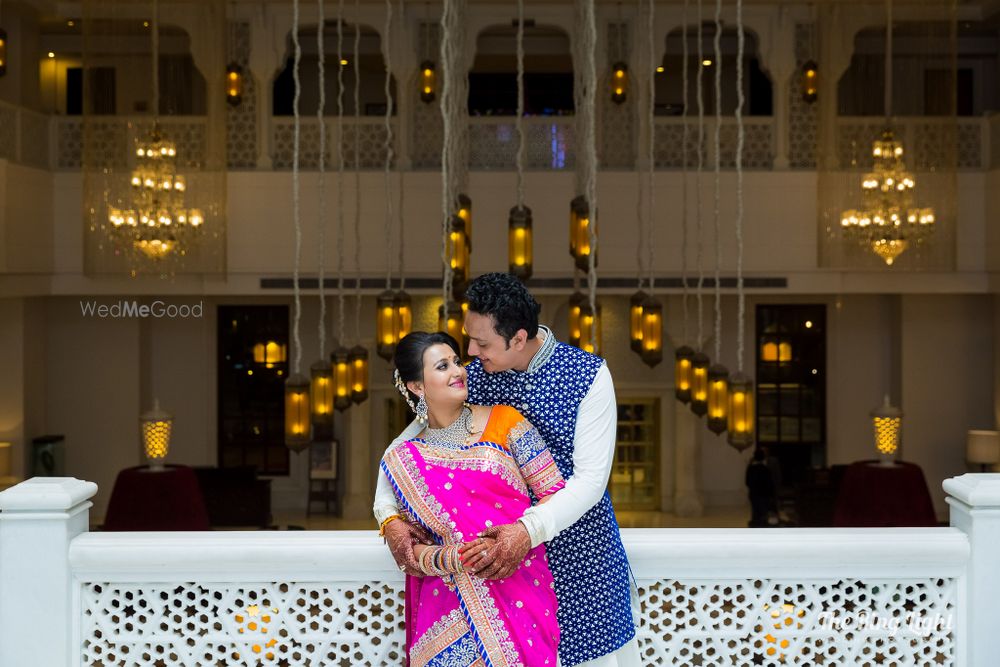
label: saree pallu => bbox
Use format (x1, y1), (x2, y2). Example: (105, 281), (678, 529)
(382, 405), (564, 667)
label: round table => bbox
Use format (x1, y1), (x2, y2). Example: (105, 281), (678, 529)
(102, 464), (210, 531)
(832, 460), (938, 527)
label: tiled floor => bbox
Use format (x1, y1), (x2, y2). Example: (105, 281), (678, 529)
(272, 505), (751, 531)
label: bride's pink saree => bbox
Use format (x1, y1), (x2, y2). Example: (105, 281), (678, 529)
(381, 406), (564, 667)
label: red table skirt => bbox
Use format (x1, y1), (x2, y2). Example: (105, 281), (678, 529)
(103, 464), (211, 531)
(833, 460), (938, 528)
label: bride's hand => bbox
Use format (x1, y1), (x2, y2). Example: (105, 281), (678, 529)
(458, 536), (496, 573)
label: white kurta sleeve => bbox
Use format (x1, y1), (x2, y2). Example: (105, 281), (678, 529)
(518, 363), (617, 547)
(373, 418), (423, 524)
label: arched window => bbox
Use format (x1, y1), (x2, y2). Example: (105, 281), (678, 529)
(273, 22), (395, 116)
(468, 24), (573, 116)
(657, 25), (772, 116)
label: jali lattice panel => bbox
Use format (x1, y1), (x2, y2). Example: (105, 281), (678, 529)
(81, 581), (405, 667)
(636, 577), (957, 666)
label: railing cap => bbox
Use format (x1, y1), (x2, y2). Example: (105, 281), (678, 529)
(0, 477), (97, 512)
(943, 473), (1000, 508)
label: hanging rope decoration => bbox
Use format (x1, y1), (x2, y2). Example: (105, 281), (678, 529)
(706, 0), (729, 435)
(377, 0), (409, 362)
(332, 1), (352, 413)
(507, 0), (533, 280)
(728, 0), (754, 451)
(675, 0), (695, 404)
(629, 0), (647, 358)
(309, 0), (335, 430)
(576, 0), (600, 355)
(284, 0), (311, 452)
(348, 0), (369, 405)
(689, 0), (710, 418)
(438, 0), (467, 344)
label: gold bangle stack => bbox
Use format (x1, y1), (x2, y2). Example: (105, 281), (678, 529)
(418, 545), (463, 576)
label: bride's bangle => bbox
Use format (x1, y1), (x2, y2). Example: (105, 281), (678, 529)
(378, 514), (402, 537)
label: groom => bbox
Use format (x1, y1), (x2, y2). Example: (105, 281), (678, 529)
(374, 272), (638, 666)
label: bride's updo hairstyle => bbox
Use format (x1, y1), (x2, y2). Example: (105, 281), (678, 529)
(393, 331), (462, 403)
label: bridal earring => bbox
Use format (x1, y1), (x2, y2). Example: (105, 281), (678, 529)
(415, 394), (428, 424)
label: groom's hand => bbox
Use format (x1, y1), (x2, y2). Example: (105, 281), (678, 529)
(472, 522), (531, 580)
(384, 520), (433, 577)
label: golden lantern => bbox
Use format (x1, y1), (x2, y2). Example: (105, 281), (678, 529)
(629, 290), (647, 353)
(690, 351), (710, 417)
(567, 291), (587, 347)
(394, 290), (413, 340)
(140, 399), (172, 470)
(610, 61), (628, 104)
(675, 345), (694, 404)
(872, 395), (902, 463)
(760, 340), (792, 363)
(438, 299), (466, 349)
(309, 358), (334, 425)
(456, 193), (472, 247)
(376, 289), (397, 361)
(706, 364), (729, 434)
(577, 302), (602, 356)
(349, 345), (369, 404)
(447, 215), (470, 296)
(639, 295), (663, 368)
(727, 373), (755, 451)
(0, 29), (7, 78)
(226, 62), (244, 106)
(800, 60), (818, 104)
(508, 205), (533, 279)
(284, 374), (311, 452)
(420, 60), (436, 103)
(331, 346), (352, 412)
(569, 196), (595, 272)
(253, 340), (287, 368)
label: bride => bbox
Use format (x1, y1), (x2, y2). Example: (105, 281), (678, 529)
(380, 331), (564, 666)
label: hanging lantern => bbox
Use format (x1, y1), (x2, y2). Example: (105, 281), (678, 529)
(376, 289), (397, 361)
(675, 345), (694, 404)
(331, 346), (352, 412)
(284, 374), (311, 452)
(629, 290), (647, 353)
(707, 364), (730, 434)
(577, 302), (602, 356)
(0, 29), (7, 78)
(508, 205), (533, 279)
(690, 351), (710, 417)
(569, 196), (595, 272)
(140, 399), (173, 470)
(727, 373), (755, 451)
(438, 299), (465, 349)
(872, 395), (902, 464)
(456, 193), (472, 247)
(610, 61), (628, 104)
(226, 62), (244, 106)
(447, 215), (469, 296)
(800, 60), (818, 104)
(394, 290), (413, 341)
(253, 340), (287, 368)
(420, 60), (436, 103)
(760, 340), (792, 363)
(349, 345), (369, 404)
(639, 295), (663, 368)
(567, 291), (587, 347)
(309, 358), (334, 425)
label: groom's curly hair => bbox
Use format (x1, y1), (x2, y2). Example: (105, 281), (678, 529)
(465, 273), (541, 343)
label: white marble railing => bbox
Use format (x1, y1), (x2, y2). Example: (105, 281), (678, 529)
(2, 475), (999, 666)
(654, 116), (776, 169)
(269, 117), (399, 170)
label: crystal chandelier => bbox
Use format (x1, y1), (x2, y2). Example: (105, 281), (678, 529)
(839, 0), (934, 267)
(840, 130), (934, 266)
(109, 128), (203, 259)
(107, 0), (201, 261)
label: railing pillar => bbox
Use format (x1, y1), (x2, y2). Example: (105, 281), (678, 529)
(0, 477), (97, 667)
(944, 473), (1000, 667)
